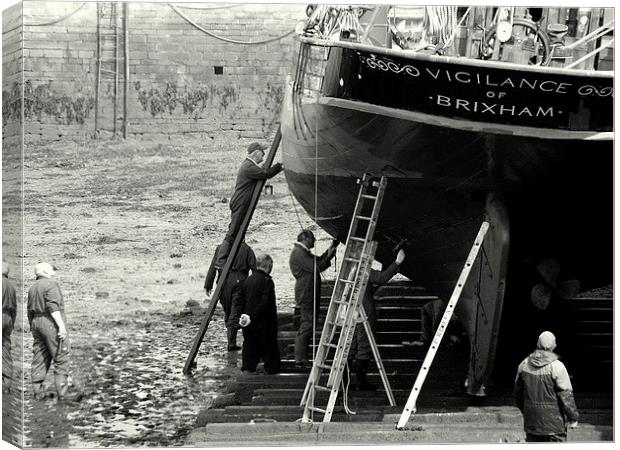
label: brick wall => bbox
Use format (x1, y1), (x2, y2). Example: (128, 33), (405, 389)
(4, 1), (305, 142)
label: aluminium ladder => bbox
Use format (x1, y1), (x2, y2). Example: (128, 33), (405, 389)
(300, 174), (395, 423)
(396, 221), (490, 429)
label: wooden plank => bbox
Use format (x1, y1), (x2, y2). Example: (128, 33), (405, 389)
(183, 127), (282, 374)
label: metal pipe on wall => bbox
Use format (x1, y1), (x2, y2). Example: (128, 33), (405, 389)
(123, 2), (129, 139)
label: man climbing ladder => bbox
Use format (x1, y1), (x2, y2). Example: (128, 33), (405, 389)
(184, 128), (283, 374)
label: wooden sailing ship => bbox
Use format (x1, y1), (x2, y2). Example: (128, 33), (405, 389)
(280, 5), (613, 395)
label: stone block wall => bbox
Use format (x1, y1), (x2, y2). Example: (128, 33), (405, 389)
(3, 1), (306, 142)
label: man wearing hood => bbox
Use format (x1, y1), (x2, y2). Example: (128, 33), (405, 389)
(514, 331), (579, 442)
(27, 262), (70, 401)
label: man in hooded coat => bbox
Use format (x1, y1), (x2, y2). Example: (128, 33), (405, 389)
(514, 331), (579, 442)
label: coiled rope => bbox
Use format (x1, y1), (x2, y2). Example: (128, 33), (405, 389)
(168, 3), (295, 45)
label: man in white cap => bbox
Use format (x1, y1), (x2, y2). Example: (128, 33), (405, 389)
(514, 331), (579, 442)
(27, 262), (70, 401)
(2, 261), (17, 393)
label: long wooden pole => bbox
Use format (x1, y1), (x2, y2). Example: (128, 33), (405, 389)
(183, 127), (282, 374)
(123, 2), (129, 139)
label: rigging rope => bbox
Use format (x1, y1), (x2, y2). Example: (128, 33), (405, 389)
(168, 4), (295, 45)
(564, 19), (614, 49)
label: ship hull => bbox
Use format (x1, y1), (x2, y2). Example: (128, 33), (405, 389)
(281, 40), (613, 393)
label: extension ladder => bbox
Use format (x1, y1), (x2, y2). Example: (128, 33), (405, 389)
(95, 2), (121, 137)
(396, 221), (490, 429)
(300, 174), (394, 423)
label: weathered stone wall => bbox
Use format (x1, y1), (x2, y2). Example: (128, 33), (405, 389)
(5, 1), (305, 142)
(2, 1), (23, 148)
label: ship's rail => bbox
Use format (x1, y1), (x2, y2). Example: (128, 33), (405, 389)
(296, 35), (613, 79)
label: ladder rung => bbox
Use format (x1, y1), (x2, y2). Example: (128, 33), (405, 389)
(100, 68), (117, 74)
(349, 237), (365, 242)
(339, 278), (355, 284)
(317, 363), (332, 370)
(356, 215), (373, 221)
(314, 384), (332, 392)
(308, 406), (327, 414)
(361, 194), (377, 200)
(344, 257), (360, 263)
(321, 342), (338, 349)
(332, 300), (348, 305)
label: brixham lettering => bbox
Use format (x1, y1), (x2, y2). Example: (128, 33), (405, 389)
(436, 95), (555, 117)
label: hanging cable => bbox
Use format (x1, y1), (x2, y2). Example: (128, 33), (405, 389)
(27, 2), (87, 27)
(2, 1), (87, 34)
(168, 4), (295, 45)
(171, 3), (243, 11)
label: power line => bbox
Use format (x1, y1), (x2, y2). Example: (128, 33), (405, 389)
(168, 3), (295, 45)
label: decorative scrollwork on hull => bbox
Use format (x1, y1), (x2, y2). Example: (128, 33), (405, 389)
(577, 85), (614, 97)
(360, 55), (421, 77)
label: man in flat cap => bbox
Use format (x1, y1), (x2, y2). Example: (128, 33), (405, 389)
(515, 331), (579, 442)
(27, 262), (71, 401)
(2, 261), (17, 393)
(215, 142), (284, 268)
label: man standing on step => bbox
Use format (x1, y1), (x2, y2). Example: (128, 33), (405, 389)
(231, 254), (280, 374)
(215, 142), (284, 268)
(515, 331), (579, 442)
(405, 298), (462, 348)
(27, 262), (71, 401)
(205, 240), (256, 351)
(290, 230), (337, 368)
(349, 249), (405, 390)
(2, 261), (17, 394)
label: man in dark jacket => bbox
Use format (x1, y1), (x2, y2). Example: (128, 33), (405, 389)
(515, 331), (579, 442)
(205, 241), (256, 351)
(27, 262), (71, 401)
(2, 261), (17, 393)
(290, 230), (337, 368)
(349, 249), (405, 390)
(215, 142), (284, 267)
(230, 254), (280, 374)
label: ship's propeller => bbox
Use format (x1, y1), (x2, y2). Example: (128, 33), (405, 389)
(530, 259), (581, 310)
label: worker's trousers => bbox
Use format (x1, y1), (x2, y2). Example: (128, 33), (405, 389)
(350, 313), (377, 361)
(30, 315), (70, 385)
(2, 312), (14, 391)
(216, 200), (250, 267)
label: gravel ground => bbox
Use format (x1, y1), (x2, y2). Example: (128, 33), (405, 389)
(1, 135), (337, 447)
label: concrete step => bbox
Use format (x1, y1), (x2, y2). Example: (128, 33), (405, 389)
(187, 420), (612, 445)
(278, 330), (423, 345)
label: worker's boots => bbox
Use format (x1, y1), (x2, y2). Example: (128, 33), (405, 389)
(55, 374), (69, 402)
(32, 382), (46, 400)
(355, 359), (377, 391)
(227, 328), (241, 352)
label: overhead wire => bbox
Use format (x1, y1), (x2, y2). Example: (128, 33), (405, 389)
(2, 1), (87, 34)
(168, 3), (295, 45)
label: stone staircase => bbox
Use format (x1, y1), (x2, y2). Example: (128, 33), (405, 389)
(188, 281), (613, 444)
